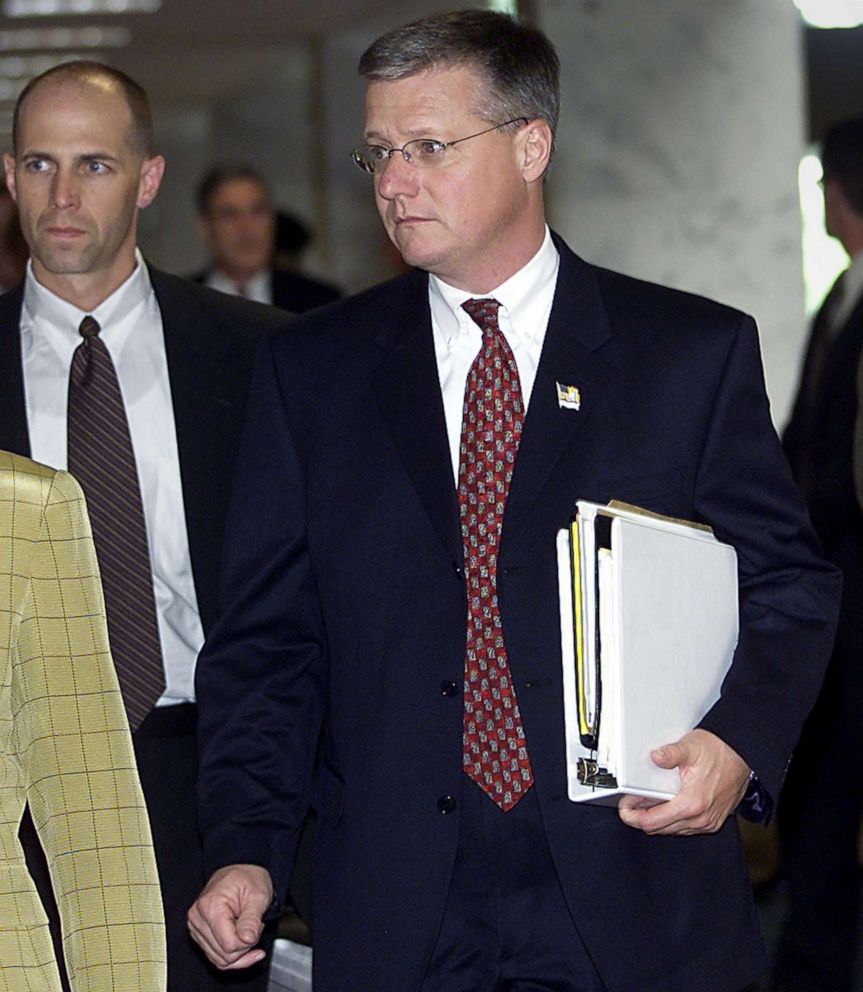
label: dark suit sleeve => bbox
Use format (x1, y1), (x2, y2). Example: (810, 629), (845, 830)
(692, 313), (841, 805)
(195, 334), (325, 904)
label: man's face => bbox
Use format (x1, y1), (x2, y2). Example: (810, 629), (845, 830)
(200, 177), (274, 282)
(3, 78), (163, 296)
(364, 65), (544, 292)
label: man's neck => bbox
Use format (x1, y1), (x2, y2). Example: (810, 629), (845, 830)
(214, 264), (266, 287)
(31, 255), (138, 313)
(438, 228), (547, 296)
(434, 213), (547, 295)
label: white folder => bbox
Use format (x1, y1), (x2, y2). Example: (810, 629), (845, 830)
(557, 501), (739, 806)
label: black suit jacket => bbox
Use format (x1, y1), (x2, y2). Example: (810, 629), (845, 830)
(783, 278), (863, 551)
(193, 267), (341, 315)
(0, 266), (291, 635)
(196, 236), (839, 992)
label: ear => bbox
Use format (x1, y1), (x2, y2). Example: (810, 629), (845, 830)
(137, 154), (165, 209)
(520, 120), (553, 184)
(3, 153), (17, 201)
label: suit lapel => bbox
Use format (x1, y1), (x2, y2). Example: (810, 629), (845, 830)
(370, 271), (463, 564)
(149, 267), (234, 630)
(0, 286), (32, 457)
(503, 241), (618, 547)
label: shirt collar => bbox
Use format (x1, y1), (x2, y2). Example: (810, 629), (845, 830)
(206, 267), (270, 301)
(429, 226), (558, 346)
(23, 248), (152, 336)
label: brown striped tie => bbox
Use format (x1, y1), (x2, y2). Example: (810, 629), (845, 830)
(67, 315), (164, 729)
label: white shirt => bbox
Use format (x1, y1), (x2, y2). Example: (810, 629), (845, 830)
(21, 251), (204, 705)
(205, 267), (271, 306)
(833, 249), (863, 334)
(429, 225), (560, 480)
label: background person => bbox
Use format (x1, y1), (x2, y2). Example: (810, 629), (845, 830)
(776, 115), (863, 992)
(195, 166), (341, 313)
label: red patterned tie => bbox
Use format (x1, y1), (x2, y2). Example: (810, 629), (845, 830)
(67, 315), (165, 730)
(458, 297), (534, 810)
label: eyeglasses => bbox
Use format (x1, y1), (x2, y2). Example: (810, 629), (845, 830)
(351, 117), (529, 175)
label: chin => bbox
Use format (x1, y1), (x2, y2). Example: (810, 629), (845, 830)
(395, 241), (446, 274)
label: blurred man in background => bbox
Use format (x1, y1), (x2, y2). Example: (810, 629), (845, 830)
(195, 165), (340, 312)
(777, 115), (863, 992)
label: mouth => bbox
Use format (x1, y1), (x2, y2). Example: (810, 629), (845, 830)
(44, 226), (88, 240)
(393, 215), (431, 227)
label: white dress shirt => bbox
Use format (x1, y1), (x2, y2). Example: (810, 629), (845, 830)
(205, 267), (271, 305)
(429, 225), (560, 480)
(21, 251), (204, 705)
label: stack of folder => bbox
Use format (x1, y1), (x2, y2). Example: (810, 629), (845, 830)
(556, 501), (739, 806)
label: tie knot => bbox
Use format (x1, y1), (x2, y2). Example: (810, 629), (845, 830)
(462, 297), (501, 331)
(79, 315), (100, 340)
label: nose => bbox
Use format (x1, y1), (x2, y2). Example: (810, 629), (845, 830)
(375, 151), (418, 200)
(50, 168), (80, 211)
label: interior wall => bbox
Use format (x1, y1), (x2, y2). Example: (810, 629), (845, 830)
(139, 45), (317, 279)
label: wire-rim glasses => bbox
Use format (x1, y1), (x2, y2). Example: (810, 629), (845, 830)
(351, 117), (529, 175)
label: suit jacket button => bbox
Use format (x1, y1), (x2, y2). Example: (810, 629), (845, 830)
(441, 680), (459, 697)
(452, 562), (464, 578)
(437, 795), (457, 814)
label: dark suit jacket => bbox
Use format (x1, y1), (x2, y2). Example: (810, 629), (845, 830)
(193, 267), (342, 315)
(196, 236), (840, 992)
(783, 279), (863, 551)
(0, 266), (291, 635)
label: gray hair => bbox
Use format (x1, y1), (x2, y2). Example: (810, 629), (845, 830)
(358, 9), (560, 155)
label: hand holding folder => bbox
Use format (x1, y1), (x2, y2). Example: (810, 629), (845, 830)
(617, 728), (751, 836)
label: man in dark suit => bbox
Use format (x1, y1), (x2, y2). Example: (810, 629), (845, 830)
(775, 117), (863, 992)
(194, 165), (341, 313)
(189, 11), (839, 992)
(1, 60), (290, 992)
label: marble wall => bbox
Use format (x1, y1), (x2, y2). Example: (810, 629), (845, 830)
(539, 0), (808, 426)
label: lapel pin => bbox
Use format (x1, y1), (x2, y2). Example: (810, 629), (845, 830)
(556, 381), (581, 411)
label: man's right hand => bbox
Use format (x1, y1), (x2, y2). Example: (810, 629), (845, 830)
(188, 864), (274, 970)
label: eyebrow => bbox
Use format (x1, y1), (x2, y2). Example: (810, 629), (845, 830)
(19, 150), (121, 164)
(363, 125), (444, 144)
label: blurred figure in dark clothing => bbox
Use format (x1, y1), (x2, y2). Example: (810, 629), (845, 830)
(194, 167), (340, 313)
(775, 115), (863, 992)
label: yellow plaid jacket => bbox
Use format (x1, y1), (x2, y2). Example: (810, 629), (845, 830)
(0, 451), (166, 991)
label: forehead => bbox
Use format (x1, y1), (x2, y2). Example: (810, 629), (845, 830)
(17, 78), (134, 152)
(211, 177), (269, 206)
(364, 65), (486, 135)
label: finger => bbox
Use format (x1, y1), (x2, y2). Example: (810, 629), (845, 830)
(650, 740), (689, 769)
(187, 905), (242, 968)
(235, 908), (265, 948)
(619, 787), (709, 833)
(208, 904), (261, 957)
(188, 894), (258, 963)
(219, 948), (268, 971)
